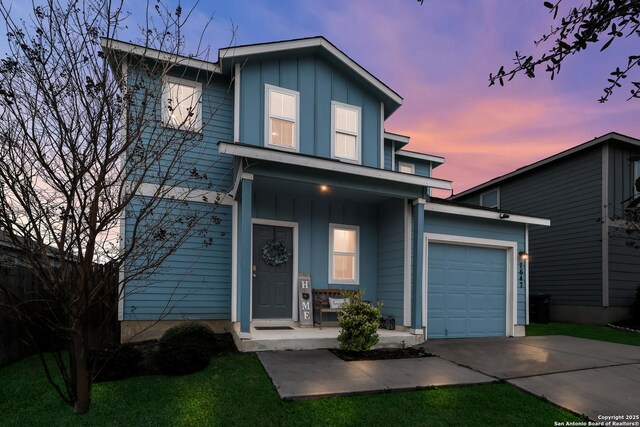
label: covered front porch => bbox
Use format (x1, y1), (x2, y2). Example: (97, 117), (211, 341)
(220, 142), (452, 350)
(231, 323), (423, 352)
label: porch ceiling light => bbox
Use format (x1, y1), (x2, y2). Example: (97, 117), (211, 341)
(519, 251), (529, 261)
(319, 185), (329, 193)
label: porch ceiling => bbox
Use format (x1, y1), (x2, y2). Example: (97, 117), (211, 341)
(253, 175), (397, 205)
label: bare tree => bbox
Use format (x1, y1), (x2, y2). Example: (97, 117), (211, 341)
(0, 0), (232, 414)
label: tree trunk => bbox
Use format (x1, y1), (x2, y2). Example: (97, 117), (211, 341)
(71, 335), (91, 414)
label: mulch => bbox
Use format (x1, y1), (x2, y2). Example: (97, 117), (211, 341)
(329, 347), (435, 362)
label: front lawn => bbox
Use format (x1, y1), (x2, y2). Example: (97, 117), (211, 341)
(0, 353), (581, 426)
(527, 322), (640, 346)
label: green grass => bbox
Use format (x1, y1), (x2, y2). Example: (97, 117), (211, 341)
(527, 322), (640, 346)
(0, 353), (580, 426)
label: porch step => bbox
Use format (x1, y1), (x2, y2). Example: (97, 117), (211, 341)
(232, 323), (423, 352)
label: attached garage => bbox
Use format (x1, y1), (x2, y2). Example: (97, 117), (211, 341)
(423, 232), (519, 339)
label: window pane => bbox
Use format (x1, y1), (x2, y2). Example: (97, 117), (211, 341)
(482, 190), (498, 208)
(399, 163), (413, 174)
(270, 118), (294, 147)
(336, 133), (356, 160)
(270, 90), (295, 120)
(333, 228), (356, 253)
(333, 254), (355, 280)
(336, 106), (357, 133)
(166, 82), (197, 128)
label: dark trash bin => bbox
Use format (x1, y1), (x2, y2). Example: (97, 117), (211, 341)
(529, 293), (551, 324)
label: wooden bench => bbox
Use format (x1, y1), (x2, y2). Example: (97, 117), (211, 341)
(312, 289), (346, 329)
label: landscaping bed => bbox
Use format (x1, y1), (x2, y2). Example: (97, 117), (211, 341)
(329, 346), (435, 361)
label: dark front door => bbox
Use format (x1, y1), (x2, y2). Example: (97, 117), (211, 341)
(252, 224), (293, 319)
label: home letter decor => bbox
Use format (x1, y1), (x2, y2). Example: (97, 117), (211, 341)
(298, 274), (313, 327)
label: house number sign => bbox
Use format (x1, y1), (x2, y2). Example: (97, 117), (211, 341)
(298, 274), (313, 328)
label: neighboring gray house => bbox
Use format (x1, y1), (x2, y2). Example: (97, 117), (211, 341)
(452, 132), (640, 324)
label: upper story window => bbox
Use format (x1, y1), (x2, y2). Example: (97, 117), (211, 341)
(480, 188), (500, 209)
(329, 224), (359, 284)
(162, 76), (202, 131)
(265, 84), (299, 151)
(398, 162), (415, 174)
(331, 101), (361, 163)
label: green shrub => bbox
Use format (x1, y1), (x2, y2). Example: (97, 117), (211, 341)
(337, 291), (382, 352)
(156, 322), (218, 375)
(90, 343), (143, 382)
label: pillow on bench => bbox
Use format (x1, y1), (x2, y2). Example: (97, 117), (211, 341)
(328, 297), (350, 309)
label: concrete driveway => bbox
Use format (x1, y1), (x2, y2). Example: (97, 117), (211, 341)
(421, 335), (640, 421)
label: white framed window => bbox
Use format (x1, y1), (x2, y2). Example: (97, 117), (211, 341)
(265, 84), (299, 151)
(331, 101), (361, 163)
(329, 224), (359, 284)
(162, 76), (202, 131)
(398, 162), (415, 174)
(480, 188), (500, 209)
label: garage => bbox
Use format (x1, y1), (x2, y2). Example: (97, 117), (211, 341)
(427, 242), (507, 339)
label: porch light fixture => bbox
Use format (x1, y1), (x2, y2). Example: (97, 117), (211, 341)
(319, 185), (329, 193)
(519, 251), (529, 261)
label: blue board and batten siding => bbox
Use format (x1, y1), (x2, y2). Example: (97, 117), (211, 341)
(424, 212), (527, 325)
(376, 198), (406, 321)
(252, 191), (379, 300)
(239, 55), (382, 167)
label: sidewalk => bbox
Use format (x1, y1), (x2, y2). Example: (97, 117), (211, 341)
(257, 349), (493, 400)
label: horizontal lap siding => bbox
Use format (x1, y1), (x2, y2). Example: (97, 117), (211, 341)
(425, 213), (527, 324)
(124, 198), (232, 320)
(126, 67), (234, 193)
(377, 199), (405, 321)
(608, 144), (637, 218)
(458, 147), (603, 307)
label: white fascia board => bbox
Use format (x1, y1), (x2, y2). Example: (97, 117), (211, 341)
(219, 38), (402, 105)
(384, 131), (410, 144)
(452, 132), (640, 200)
(218, 142), (452, 190)
(136, 182), (233, 206)
(101, 38), (221, 74)
(396, 149), (445, 165)
(424, 202), (550, 226)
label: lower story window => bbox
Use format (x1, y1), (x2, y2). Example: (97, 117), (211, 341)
(329, 224), (359, 284)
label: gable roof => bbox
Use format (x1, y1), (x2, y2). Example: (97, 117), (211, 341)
(451, 132), (640, 200)
(218, 36), (403, 118)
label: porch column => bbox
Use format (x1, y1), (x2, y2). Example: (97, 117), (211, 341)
(411, 199), (426, 332)
(238, 177), (253, 335)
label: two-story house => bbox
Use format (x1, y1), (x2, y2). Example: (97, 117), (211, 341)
(102, 36), (548, 350)
(453, 132), (640, 324)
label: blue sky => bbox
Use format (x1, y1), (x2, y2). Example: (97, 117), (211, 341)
(3, 0), (639, 194)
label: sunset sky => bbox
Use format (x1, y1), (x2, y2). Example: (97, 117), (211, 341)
(4, 1), (640, 196)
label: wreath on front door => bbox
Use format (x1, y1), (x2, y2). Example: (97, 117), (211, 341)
(261, 240), (291, 267)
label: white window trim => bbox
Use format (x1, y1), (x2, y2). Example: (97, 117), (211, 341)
(398, 161), (415, 174)
(328, 223), (360, 285)
(480, 188), (500, 209)
(634, 159), (640, 195)
(162, 75), (202, 132)
(264, 84), (300, 152)
(331, 101), (361, 164)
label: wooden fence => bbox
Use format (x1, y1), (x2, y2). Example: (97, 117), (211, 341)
(0, 263), (120, 368)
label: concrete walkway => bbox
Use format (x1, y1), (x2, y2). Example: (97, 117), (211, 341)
(258, 336), (640, 421)
(421, 336), (640, 421)
(257, 349), (493, 399)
